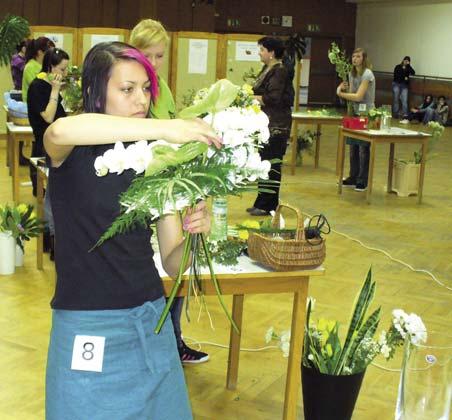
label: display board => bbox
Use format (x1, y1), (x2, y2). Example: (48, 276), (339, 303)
(78, 28), (129, 65)
(171, 32), (219, 111)
(30, 26), (78, 65)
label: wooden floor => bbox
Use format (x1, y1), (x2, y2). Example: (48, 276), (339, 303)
(1, 123), (451, 419)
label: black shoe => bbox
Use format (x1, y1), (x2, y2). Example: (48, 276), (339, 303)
(246, 207), (255, 213)
(179, 341), (209, 364)
(249, 208), (271, 216)
(19, 155), (29, 166)
(354, 183), (367, 192)
(342, 177), (356, 188)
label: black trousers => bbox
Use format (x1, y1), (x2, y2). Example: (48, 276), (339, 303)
(29, 137), (44, 196)
(253, 135), (288, 212)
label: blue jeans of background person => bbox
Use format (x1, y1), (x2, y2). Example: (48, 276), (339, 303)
(349, 142), (370, 186)
(46, 297), (192, 420)
(392, 82), (409, 118)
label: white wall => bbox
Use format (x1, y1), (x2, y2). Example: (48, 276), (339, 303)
(355, 2), (452, 77)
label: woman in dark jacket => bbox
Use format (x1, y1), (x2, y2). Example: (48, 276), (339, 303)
(247, 36), (294, 216)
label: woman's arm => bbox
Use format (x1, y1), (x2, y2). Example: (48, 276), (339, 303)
(44, 115), (221, 166)
(40, 74), (64, 124)
(156, 201), (210, 279)
(337, 79), (370, 103)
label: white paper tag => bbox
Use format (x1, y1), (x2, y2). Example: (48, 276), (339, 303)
(71, 335), (105, 373)
(358, 103), (367, 112)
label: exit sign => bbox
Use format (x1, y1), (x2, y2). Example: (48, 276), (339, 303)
(307, 24), (320, 32)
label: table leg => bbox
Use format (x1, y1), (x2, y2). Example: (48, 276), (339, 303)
(337, 128), (345, 194)
(12, 134), (20, 202)
(366, 141), (376, 204)
(335, 126), (342, 175)
(387, 143), (395, 193)
(226, 294), (244, 390)
(36, 169), (44, 270)
(282, 279), (309, 420)
(418, 139), (427, 204)
(7, 130), (12, 175)
(314, 123), (321, 168)
(290, 120), (298, 175)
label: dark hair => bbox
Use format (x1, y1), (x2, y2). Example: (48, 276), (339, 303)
(403, 56), (411, 61)
(258, 36), (285, 59)
(41, 48), (70, 73)
(82, 41), (159, 114)
(25, 37), (55, 62)
(16, 40), (27, 53)
(438, 95), (446, 101)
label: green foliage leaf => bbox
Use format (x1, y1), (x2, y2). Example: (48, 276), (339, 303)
(0, 15), (30, 67)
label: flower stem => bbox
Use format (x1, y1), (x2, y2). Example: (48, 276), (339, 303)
(200, 233), (240, 334)
(154, 233), (193, 334)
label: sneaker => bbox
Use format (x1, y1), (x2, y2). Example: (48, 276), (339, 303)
(246, 207), (255, 213)
(354, 183), (367, 192)
(179, 341), (209, 364)
(399, 119), (409, 124)
(341, 177), (356, 188)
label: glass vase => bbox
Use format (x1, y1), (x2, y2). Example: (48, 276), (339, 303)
(396, 332), (452, 420)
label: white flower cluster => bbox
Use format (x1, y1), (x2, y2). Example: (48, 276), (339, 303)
(203, 107), (270, 147)
(94, 140), (178, 177)
(265, 327), (291, 358)
(392, 309), (427, 345)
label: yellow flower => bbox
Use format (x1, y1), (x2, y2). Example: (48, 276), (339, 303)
(36, 72), (47, 80)
(30, 211), (36, 220)
(251, 104), (261, 114)
(77, 79), (82, 87)
(17, 203), (28, 215)
(326, 343), (333, 357)
(238, 229), (249, 240)
(241, 220), (260, 229)
(242, 83), (254, 95)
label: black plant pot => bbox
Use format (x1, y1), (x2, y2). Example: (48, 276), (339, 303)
(302, 366), (365, 420)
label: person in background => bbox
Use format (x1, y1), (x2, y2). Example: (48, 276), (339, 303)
(129, 18), (209, 364)
(27, 48), (69, 260)
(22, 37), (55, 103)
(43, 41), (219, 419)
(10, 41), (26, 90)
(404, 94), (434, 124)
(393, 56), (415, 123)
(337, 47), (375, 192)
(248, 36), (294, 216)
(424, 95), (449, 125)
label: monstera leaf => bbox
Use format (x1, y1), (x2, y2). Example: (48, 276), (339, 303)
(0, 14), (30, 67)
(179, 79), (240, 119)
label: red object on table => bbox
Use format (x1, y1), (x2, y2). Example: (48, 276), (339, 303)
(342, 116), (368, 130)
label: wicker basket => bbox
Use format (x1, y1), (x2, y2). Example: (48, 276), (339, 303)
(9, 115), (30, 126)
(247, 203), (326, 271)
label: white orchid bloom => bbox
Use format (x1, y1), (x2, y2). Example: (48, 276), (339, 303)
(102, 141), (128, 175)
(94, 155), (109, 177)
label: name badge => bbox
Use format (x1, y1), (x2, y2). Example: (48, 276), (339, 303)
(71, 335), (105, 373)
(358, 103), (367, 112)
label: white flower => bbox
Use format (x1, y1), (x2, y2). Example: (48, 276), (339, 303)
(378, 330), (387, 346)
(231, 146), (248, 168)
(405, 313), (427, 344)
(265, 327), (274, 343)
(308, 354), (314, 361)
(280, 330), (291, 343)
(125, 140), (153, 174)
(280, 341), (290, 358)
(94, 155), (108, 176)
(380, 343), (391, 359)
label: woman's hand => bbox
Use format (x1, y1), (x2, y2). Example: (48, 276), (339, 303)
(162, 118), (222, 149)
(50, 73), (64, 90)
(336, 81), (348, 96)
(183, 201), (211, 234)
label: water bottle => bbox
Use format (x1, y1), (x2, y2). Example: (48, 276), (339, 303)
(210, 196), (228, 241)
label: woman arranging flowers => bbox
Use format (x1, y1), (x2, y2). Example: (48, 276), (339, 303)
(44, 42), (219, 419)
(336, 47), (375, 192)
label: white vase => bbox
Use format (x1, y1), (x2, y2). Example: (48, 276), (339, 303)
(0, 231), (16, 275)
(15, 244), (24, 267)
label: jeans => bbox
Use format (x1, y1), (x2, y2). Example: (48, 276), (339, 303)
(392, 82), (409, 118)
(349, 142), (370, 186)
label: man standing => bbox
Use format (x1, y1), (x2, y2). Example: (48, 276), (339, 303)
(393, 56), (415, 122)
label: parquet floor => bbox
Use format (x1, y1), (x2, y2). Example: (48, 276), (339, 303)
(0, 122), (451, 419)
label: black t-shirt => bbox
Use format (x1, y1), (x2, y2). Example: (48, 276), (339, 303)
(27, 78), (66, 149)
(49, 145), (164, 310)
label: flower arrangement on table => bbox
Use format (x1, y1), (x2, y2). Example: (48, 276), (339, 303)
(0, 203), (45, 251)
(266, 268), (427, 374)
(93, 79), (274, 333)
(328, 42), (352, 115)
(62, 65), (83, 114)
(306, 108), (342, 118)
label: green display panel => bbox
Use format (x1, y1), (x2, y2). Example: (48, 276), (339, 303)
(81, 33), (126, 64)
(175, 37), (218, 111)
(32, 31), (75, 64)
(225, 39), (262, 87)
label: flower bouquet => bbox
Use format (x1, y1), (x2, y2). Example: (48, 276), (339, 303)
(328, 42), (353, 115)
(62, 65), (83, 114)
(93, 79), (274, 333)
(0, 203), (45, 251)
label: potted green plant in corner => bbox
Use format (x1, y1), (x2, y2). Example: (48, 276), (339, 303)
(392, 121), (444, 197)
(266, 267), (427, 420)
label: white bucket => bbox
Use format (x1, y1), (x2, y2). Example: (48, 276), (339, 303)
(0, 231), (16, 275)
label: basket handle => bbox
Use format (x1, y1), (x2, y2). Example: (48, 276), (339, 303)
(271, 202), (305, 241)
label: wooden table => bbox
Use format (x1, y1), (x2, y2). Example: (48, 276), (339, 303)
(290, 111), (343, 175)
(5, 121), (34, 202)
(337, 127), (431, 204)
(156, 256), (324, 420)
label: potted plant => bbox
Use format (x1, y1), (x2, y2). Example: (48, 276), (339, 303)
(392, 121), (444, 197)
(367, 107), (386, 129)
(266, 267), (427, 420)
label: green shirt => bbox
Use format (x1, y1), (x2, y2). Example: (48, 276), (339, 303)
(22, 59), (42, 103)
(149, 76), (176, 120)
